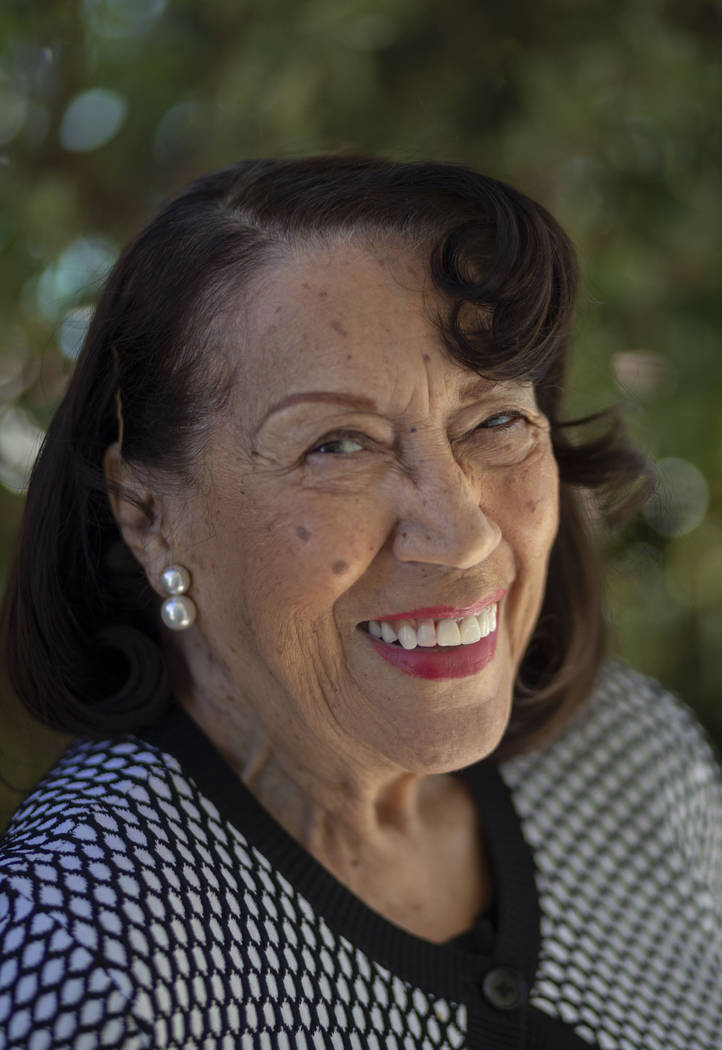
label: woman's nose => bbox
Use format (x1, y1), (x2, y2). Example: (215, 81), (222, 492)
(391, 450), (502, 569)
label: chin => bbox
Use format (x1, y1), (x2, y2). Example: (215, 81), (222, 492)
(379, 694), (513, 775)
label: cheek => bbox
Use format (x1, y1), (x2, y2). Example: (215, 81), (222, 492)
(492, 462), (558, 662)
(499, 452), (559, 574)
(241, 492), (388, 614)
(288, 518), (378, 592)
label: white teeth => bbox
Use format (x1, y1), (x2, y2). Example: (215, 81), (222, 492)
(380, 621), (398, 644)
(458, 615), (482, 644)
(368, 603), (499, 650)
(397, 622), (417, 650)
(416, 619), (437, 647)
(436, 618), (461, 647)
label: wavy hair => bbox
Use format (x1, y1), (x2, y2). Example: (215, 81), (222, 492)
(1, 156), (651, 757)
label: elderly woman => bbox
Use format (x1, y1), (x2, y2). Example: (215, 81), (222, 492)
(1, 157), (721, 1050)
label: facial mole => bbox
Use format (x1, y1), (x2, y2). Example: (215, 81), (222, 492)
(331, 319), (349, 337)
(296, 525), (311, 541)
(332, 560), (348, 575)
(409, 426), (417, 433)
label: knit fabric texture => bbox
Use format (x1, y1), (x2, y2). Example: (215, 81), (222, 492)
(1, 663), (721, 1050)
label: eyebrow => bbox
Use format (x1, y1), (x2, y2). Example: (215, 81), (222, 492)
(459, 376), (530, 401)
(257, 391), (379, 430)
(459, 377), (498, 401)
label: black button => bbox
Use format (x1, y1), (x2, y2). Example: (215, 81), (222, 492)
(482, 967), (525, 1010)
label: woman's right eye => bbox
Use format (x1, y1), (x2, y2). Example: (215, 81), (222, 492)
(310, 435), (366, 455)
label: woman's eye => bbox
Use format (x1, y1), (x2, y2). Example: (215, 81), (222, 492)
(476, 410), (524, 430)
(311, 435), (366, 455)
(467, 409), (537, 467)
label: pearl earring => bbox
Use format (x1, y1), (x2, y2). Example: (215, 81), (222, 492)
(160, 564), (197, 631)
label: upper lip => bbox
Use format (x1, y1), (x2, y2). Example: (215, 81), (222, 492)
(368, 589), (507, 623)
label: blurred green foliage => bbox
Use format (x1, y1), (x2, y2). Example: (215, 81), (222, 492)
(1, 0), (721, 799)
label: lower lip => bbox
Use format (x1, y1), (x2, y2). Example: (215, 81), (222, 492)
(365, 629), (498, 679)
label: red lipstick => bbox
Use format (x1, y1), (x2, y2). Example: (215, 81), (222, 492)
(361, 590), (505, 680)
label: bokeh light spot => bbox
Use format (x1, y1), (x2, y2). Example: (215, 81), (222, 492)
(57, 306), (94, 361)
(153, 99), (213, 163)
(59, 89), (127, 152)
(0, 327), (36, 404)
(644, 457), (709, 538)
(0, 404), (44, 495)
(36, 236), (117, 322)
(0, 89), (29, 146)
(612, 349), (676, 397)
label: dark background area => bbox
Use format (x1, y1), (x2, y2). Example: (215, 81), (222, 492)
(1, 0), (721, 825)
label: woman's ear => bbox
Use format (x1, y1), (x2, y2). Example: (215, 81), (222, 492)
(103, 442), (170, 596)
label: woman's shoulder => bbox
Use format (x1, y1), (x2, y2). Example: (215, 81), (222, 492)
(505, 660), (721, 782)
(501, 660), (722, 895)
(1, 734), (181, 846)
(0, 735), (189, 1047)
(594, 661), (720, 778)
(591, 660), (720, 754)
(0, 731), (210, 910)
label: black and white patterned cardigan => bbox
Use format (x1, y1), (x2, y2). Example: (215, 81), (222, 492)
(1, 663), (721, 1050)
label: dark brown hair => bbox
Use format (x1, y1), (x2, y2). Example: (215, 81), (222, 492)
(1, 156), (650, 757)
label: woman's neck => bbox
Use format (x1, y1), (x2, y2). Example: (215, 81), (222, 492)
(179, 684), (492, 942)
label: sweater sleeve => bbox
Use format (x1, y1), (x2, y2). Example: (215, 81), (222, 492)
(0, 878), (150, 1050)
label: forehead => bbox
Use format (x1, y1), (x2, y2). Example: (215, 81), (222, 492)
(235, 240), (486, 425)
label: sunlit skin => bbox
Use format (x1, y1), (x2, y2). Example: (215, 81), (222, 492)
(107, 240), (559, 941)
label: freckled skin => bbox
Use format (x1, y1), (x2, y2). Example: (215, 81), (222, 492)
(137, 238), (559, 825)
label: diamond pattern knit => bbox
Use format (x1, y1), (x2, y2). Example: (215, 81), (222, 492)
(1, 663), (721, 1049)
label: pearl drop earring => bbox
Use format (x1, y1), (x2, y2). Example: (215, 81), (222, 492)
(160, 564), (197, 631)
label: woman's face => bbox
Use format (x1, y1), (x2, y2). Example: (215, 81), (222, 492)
(160, 240), (559, 774)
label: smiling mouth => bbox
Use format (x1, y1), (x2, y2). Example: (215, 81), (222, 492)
(363, 603), (498, 651)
